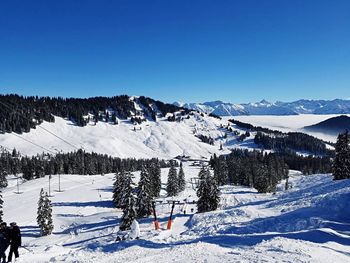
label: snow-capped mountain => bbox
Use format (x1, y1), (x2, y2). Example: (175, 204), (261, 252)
(176, 99), (350, 116)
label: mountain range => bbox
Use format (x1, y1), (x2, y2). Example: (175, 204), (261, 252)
(174, 99), (350, 116)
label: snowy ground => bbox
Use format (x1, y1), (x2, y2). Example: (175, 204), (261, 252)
(2, 164), (350, 263)
(0, 113), (257, 158)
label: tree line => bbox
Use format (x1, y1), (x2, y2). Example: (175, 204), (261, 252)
(210, 150), (289, 193)
(228, 119), (334, 156)
(0, 148), (171, 187)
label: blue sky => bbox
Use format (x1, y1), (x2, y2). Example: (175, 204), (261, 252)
(0, 0), (349, 103)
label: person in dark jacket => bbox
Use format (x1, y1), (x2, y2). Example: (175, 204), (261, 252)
(0, 222), (10, 263)
(7, 222), (21, 263)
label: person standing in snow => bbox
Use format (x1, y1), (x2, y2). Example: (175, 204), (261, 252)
(7, 222), (21, 263)
(0, 222), (10, 263)
(129, 219), (140, 240)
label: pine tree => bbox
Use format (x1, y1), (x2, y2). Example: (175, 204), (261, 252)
(37, 189), (54, 236)
(213, 156), (228, 186)
(42, 193), (54, 235)
(37, 188), (45, 230)
(177, 162), (186, 192)
(197, 167), (220, 213)
(119, 192), (136, 231)
(0, 191), (3, 223)
(136, 166), (152, 218)
(148, 161), (161, 198)
(113, 171), (126, 208)
(333, 131), (350, 180)
(113, 170), (135, 209)
(166, 162), (178, 197)
(253, 164), (271, 193)
(0, 170), (8, 188)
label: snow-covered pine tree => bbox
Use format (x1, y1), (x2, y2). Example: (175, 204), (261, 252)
(333, 130), (350, 180)
(42, 192), (54, 235)
(207, 174), (220, 211)
(197, 167), (220, 213)
(148, 161), (161, 198)
(119, 192), (137, 231)
(37, 188), (45, 234)
(0, 170), (8, 188)
(136, 166), (152, 218)
(113, 170), (135, 209)
(37, 189), (54, 236)
(213, 156), (228, 186)
(113, 171), (126, 208)
(177, 162), (186, 192)
(166, 162), (178, 197)
(253, 164), (271, 193)
(0, 191), (3, 222)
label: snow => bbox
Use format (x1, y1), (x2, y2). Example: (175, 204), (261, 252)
(2, 164), (350, 262)
(0, 113), (255, 158)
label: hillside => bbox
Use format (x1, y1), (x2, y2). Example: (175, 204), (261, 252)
(2, 164), (350, 262)
(304, 115), (350, 135)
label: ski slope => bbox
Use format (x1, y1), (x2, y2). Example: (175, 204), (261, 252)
(0, 113), (256, 158)
(2, 163), (350, 262)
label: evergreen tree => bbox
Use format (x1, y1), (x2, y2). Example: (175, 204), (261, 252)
(0, 191), (3, 222)
(0, 170), (8, 188)
(119, 192), (136, 231)
(197, 167), (220, 213)
(333, 130), (350, 180)
(212, 156), (228, 186)
(166, 162), (178, 197)
(148, 161), (161, 198)
(253, 164), (271, 193)
(37, 188), (45, 229)
(177, 162), (186, 192)
(112, 171), (126, 208)
(113, 170), (134, 209)
(136, 166), (152, 218)
(37, 189), (54, 236)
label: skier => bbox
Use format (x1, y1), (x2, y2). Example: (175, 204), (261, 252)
(0, 222), (10, 263)
(7, 222), (21, 263)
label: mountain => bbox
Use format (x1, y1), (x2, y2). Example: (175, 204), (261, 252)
(304, 115), (350, 135)
(176, 99), (350, 116)
(0, 94), (188, 134)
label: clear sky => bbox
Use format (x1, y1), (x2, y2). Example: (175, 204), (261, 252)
(0, 0), (349, 103)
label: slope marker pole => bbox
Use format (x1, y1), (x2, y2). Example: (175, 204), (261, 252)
(167, 201), (176, 230)
(152, 201), (160, 230)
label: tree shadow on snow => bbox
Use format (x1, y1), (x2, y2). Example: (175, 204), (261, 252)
(20, 225), (41, 238)
(52, 200), (114, 208)
(57, 216), (119, 236)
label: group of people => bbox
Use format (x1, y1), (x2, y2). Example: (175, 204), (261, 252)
(0, 222), (21, 263)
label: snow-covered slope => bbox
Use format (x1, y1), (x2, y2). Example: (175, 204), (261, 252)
(0, 112), (346, 159)
(0, 112), (256, 158)
(179, 99), (350, 116)
(2, 165), (350, 262)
